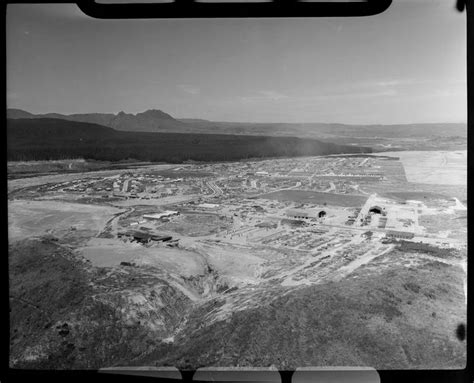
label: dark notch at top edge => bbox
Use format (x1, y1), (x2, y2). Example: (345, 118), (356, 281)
(75, 0), (392, 19)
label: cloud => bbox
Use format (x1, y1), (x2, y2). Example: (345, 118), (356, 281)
(430, 88), (466, 98)
(370, 80), (404, 87)
(7, 92), (19, 101)
(240, 90), (288, 103)
(257, 90), (288, 100)
(238, 86), (399, 107)
(178, 84), (200, 95)
(352, 79), (414, 89)
(317, 78), (415, 98)
(296, 89), (398, 105)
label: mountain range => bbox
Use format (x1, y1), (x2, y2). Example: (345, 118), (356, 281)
(7, 108), (186, 133)
(7, 108), (467, 151)
(7, 108), (466, 137)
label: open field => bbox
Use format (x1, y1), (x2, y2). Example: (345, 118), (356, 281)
(8, 200), (121, 242)
(78, 238), (207, 277)
(380, 151), (466, 185)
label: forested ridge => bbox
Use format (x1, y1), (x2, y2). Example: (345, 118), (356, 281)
(7, 118), (371, 163)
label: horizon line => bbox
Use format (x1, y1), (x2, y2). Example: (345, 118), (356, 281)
(7, 107), (467, 127)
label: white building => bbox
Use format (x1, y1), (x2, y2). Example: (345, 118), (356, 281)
(143, 211), (179, 220)
(198, 203), (220, 209)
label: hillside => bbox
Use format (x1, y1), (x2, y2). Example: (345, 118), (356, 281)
(9, 238), (193, 369)
(7, 108), (36, 119)
(7, 109), (466, 151)
(10, 237), (465, 369)
(142, 258), (466, 370)
(7, 118), (371, 163)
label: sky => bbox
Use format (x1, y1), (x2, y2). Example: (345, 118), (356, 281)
(6, 0), (467, 124)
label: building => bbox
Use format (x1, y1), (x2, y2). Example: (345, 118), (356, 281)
(255, 221), (278, 229)
(122, 179), (132, 193)
(286, 209), (327, 220)
(386, 230), (414, 240)
(150, 235), (173, 242)
(118, 230), (173, 243)
(143, 211), (179, 220)
(369, 206), (386, 215)
(286, 209), (310, 219)
(118, 230), (151, 243)
(198, 203), (220, 209)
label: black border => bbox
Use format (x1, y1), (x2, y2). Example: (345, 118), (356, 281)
(1, 0), (471, 382)
(75, 0), (392, 19)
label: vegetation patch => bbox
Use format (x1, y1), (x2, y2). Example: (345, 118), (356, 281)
(387, 240), (461, 259)
(138, 261), (466, 369)
(9, 238), (193, 369)
(7, 118), (370, 163)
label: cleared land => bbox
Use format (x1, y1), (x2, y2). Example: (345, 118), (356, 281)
(381, 151), (466, 185)
(8, 200), (121, 242)
(77, 238), (207, 278)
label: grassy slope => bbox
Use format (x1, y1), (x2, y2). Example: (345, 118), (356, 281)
(9, 237), (466, 370)
(9, 238), (192, 369)
(141, 258), (466, 370)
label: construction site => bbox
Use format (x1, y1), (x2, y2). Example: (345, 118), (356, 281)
(8, 150), (467, 369)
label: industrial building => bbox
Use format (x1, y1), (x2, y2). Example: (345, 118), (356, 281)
(118, 230), (173, 244)
(386, 230), (415, 240)
(198, 203), (220, 210)
(256, 221), (278, 229)
(369, 206), (386, 215)
(286, 209), (327, 220)
(286, 209), (310, 219)
(143, 211), (179, 220)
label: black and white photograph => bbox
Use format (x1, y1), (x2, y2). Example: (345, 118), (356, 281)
(6, 0), (467, 372)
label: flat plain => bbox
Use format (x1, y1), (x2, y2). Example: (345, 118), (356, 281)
(382, 150), (467, 185)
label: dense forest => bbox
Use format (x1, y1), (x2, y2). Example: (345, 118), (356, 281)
(7, 118), (371, 163)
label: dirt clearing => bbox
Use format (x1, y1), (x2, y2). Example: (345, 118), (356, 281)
(8, 200), (120, 242)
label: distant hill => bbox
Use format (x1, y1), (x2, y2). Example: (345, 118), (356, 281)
(7, 108), (188, 133)
(7, 109), (466, 146)
(7, 108), (36, 119)
(7, 118), (371, 163)
(178, 118), (213, 124)
(191, 121), (468, 139)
